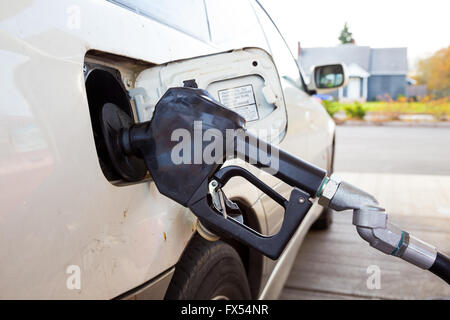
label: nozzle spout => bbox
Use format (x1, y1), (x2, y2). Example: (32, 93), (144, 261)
(319, 178), (440, 274)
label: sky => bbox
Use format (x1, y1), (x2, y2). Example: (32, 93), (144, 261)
(259, 0), (450, 73)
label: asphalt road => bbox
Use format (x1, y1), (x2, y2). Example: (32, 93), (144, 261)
(334, 125), (450, 175)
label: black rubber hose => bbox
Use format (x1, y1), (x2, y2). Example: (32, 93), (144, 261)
(429, 252), (450, 285)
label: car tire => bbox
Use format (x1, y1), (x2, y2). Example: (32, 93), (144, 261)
(164, 234), (251, 300)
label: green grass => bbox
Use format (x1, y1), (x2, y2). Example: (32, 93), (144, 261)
(351, 101), (450, 114)
(322, 100), (450, 119)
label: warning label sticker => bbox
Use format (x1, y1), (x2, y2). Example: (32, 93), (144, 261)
(218, 85), (259, 121)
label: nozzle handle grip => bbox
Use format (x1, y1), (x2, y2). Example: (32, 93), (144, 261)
(188, 165), (312, 260)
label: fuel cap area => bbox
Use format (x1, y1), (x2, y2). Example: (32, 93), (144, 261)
(100, 102), (147, 182)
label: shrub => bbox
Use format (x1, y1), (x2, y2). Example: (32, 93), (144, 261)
(397, 95), (407, 102)
(344, 102), (366, 119)
(322, 100), (340, 117)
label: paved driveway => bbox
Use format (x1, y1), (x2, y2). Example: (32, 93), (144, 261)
(334, 126), (450, 175)
(281, 125), (450, 299)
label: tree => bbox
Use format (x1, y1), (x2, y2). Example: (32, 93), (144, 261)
(416, 46), (450, 97)
(339, 22), (354, 44)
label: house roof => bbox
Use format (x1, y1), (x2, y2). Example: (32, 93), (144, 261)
(300, 44), (371, 74)
(347, 63), (370, 78)
(370, 48), (408, 75)
(299, 45), (408, 76)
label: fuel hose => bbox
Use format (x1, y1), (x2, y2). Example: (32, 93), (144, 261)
(429, 252), (450, 284)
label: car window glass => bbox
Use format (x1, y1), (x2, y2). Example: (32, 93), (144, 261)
(108, 0), (210, 41)
(205, 0), (268, 50)
(252, 2), (303, 90)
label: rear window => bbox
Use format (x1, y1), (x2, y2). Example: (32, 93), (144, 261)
(108, 0), (210, 41)
(205, 0), (267, 49)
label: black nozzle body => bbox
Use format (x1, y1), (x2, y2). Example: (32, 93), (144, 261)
(118, 87), (326, 205)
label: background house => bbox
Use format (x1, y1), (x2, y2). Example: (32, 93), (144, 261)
(298, 44), (409, 101)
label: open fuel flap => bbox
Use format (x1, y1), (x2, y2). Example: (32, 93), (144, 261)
(130, 48), (287, 143)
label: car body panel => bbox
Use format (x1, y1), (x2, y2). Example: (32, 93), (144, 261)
(0, 0), (335, 299)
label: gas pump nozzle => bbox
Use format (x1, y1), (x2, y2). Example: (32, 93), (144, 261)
(101, 87), (450, 283)
(102, 87), (326, 259)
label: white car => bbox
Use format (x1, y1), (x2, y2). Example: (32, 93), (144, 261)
(0, 0), (343, 299)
